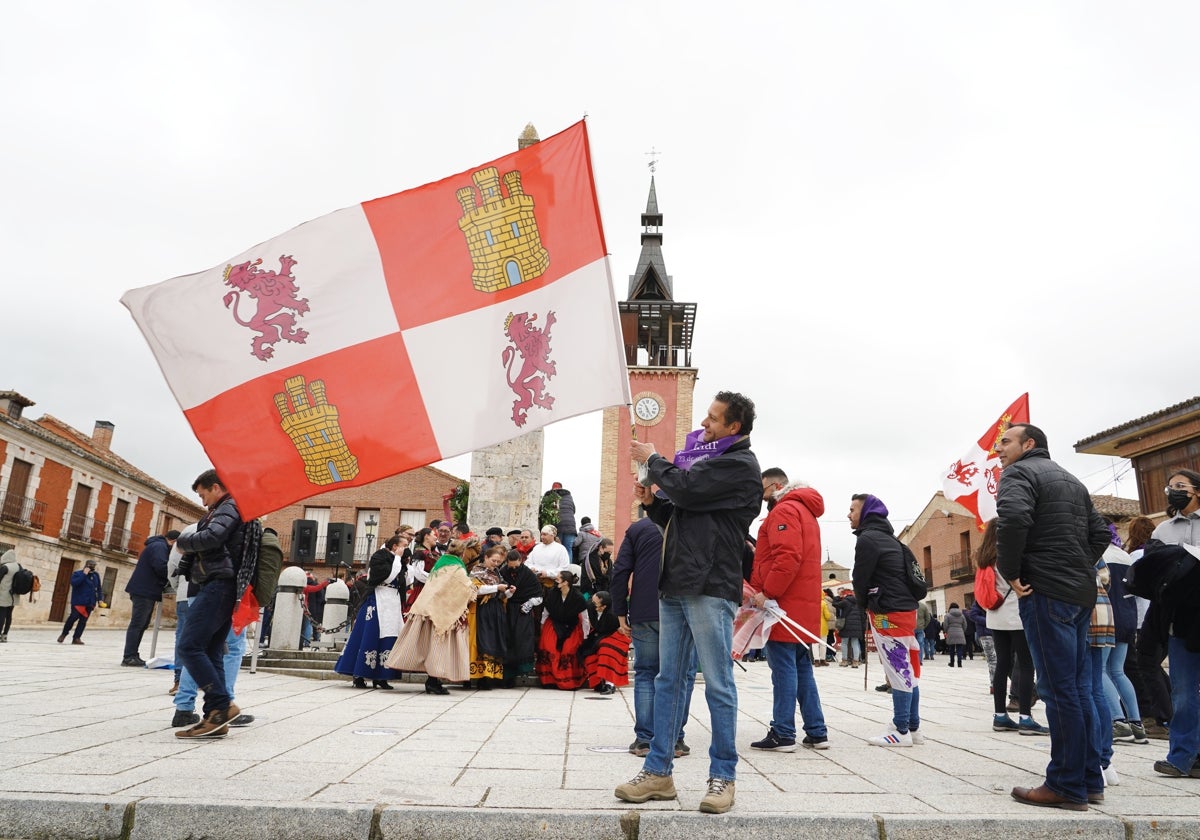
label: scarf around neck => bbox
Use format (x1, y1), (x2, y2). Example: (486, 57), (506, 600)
(673, 428), (741, 470)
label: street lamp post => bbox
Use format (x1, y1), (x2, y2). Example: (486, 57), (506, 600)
(364, 515), (377, 562)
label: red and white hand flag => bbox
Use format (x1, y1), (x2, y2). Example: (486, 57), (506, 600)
(123, 121), (630, 519)
(942, 393), (1030, 529)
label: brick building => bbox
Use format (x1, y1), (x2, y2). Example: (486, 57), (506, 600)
(0, 390), (205, 629)
(264, 464), (466, 573)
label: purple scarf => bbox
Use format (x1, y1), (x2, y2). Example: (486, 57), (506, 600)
(673, 428), (741, 471)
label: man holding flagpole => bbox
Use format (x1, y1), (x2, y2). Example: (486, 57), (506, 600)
(748, 467), (831, 752)
(615, 391), (762, 815)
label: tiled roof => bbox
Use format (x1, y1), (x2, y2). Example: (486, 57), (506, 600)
(1090, 494), (1142, 519)
(1075, 397), (1200, 449)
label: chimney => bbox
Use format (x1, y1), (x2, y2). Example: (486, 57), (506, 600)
(93, 420), (114, 451)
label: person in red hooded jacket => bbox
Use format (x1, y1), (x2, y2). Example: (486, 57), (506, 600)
(748, 467), (830, 751)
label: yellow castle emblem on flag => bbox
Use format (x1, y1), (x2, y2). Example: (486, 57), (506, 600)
(456, 166), (550, 292)
(274, 375), (360, 485)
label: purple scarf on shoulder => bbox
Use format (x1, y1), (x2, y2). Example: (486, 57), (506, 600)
(673, 429), (741, 471)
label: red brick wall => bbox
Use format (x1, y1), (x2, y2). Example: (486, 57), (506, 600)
(92, 482), (113, 543)
(264, 466), (460, 533)
(37, 459), (72, 538)
(905, 511), (979, 608)
(131, 497), (156, 554)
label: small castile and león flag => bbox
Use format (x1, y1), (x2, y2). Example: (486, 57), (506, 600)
(122, 121), (631, 521)
(941, 393), (1031, 530)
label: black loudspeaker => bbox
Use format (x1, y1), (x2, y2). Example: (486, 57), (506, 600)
(326, 522), (356, 564)
(290, 519), (317, 563)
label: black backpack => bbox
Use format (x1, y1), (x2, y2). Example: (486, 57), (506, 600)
(896, 539), (929, 599)
(10, 567), (35, 596)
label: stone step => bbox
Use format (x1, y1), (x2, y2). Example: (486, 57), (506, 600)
(247, 667), (351, 681)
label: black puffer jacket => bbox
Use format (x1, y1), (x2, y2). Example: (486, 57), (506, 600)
(643, 437), (762, 604)
(852, 515), (918, 614)
(995, 448), (1110, 607)
(835, 593), (866, 638)
(176, 494), (244, 585)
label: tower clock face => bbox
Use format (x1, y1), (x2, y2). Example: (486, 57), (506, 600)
(633, 394), (664, 425)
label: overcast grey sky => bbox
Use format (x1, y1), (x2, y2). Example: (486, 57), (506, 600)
(2, 2), (1188, 564)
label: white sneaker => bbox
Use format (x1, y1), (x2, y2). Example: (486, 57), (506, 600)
(869, 728), (913, 747)
(909, 729), (926, 745)
(1103, 764), (1120, 786)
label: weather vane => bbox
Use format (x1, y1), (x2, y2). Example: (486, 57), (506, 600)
(645, 147), (662, 173)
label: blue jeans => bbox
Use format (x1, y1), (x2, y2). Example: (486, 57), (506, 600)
(631, 620), (695, 744)
(561, 534), (576, 560)
(123, 594), (157, 659)
(1020, 592), (1102, 802)
(914, 629), (926, 659)
(645, 595), (737, 782)
(173, 599), (190, 674)
(62, 608), (89, 640)
(1103, 641), (1141, 722)
(177, 624), (247, 712)
(1167, 635), (1200, 773)
(176, 578), (236, 715)
(922, 633), (937, 659)
(764, 640), (826, 741)
(892, 685), (921, 733)
(1089, 646), (1114, 768)
(841, 636), (862, 662)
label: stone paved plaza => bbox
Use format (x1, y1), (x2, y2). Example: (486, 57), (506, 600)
(0, 626), (1197, 839)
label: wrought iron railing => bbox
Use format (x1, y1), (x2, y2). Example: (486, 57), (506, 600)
(64, 513), (103, 544)
(0, 491), (46, 530)
(948, 551), (974, 580)
(105, 526), (144, 555)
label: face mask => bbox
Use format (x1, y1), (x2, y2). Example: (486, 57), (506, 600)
(1168, 489), (1193, 511)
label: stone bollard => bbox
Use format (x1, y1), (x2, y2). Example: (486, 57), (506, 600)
(322, 580), (350, 650)
(272, 566), (308, 651)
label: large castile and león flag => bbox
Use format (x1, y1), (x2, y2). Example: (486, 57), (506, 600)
(123, 121), (630, 520)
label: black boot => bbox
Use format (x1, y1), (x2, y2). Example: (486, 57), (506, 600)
(425, 677), (449, 695)
(352, 677), (368, 689)
(373, 680), (394, 690)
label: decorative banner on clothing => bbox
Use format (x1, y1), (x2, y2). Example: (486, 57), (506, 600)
(942, 393), (1030, 529)
(868, 610), (921, 691)
(673, 429), (741, 471)
(122, 121), (630, 519)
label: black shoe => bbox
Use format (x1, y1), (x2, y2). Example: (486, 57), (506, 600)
(229, 713), (255, 727)
(598, 683), (615, 695)
(875, 683), (891, 692)
(352, 677), (368, 689)
(121, 657), (145, 667)
(425, 679), (449, 695)
(57, 633), (66, 644)
(373, 680), (394, 690)
(172, 710), (201, 728)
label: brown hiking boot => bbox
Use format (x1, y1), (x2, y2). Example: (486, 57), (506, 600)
(175, 703), (240, 739)
(614, 770), (676, 803)
(699, 778), (735, 813)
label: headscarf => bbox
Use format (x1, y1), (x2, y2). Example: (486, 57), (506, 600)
(673, 428), (741, 471)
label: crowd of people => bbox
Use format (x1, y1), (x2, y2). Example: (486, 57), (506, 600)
(333, 514), (628, 697)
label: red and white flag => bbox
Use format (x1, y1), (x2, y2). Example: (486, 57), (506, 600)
(942, 393), (1030, 529)
(122, 121), (630, 519)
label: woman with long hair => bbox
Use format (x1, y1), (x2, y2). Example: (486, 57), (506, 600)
(579, 590), (630, 695)
(977, 520), (1047, 735)
(404, 527), (437, 614)
(1124, 515), (1171, 740)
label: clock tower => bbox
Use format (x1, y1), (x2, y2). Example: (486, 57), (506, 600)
(597, 176), (697, 541)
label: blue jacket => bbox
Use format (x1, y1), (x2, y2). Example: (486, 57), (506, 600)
(125, 535), (171, 600)
(610, 516), (664, 625)
(70, 569), (102, 609)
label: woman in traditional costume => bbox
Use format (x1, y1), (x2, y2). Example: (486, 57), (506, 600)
(387, 539), (477, 695)
(501, 548), (543, 687)
(536, 568), (588, 690)
(468, 544), (511, 689)
(579, 590), (629, 695)
(404, 528), (438, 615)
(335, 536), (406, 690)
